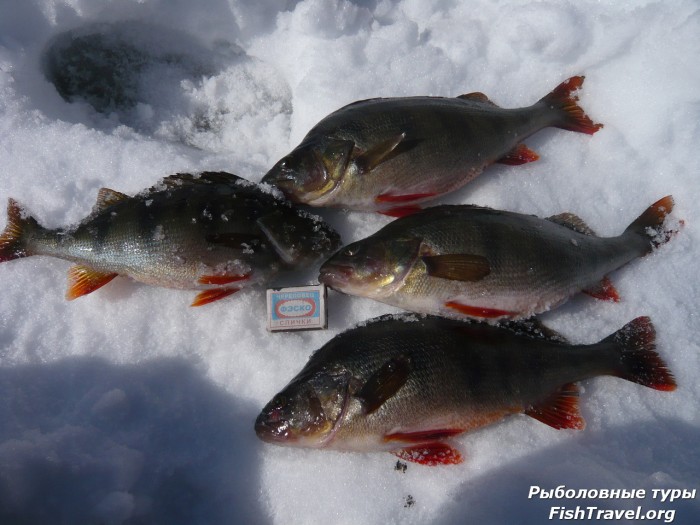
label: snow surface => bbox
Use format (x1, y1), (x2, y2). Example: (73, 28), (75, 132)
(1, 1), (699, 524)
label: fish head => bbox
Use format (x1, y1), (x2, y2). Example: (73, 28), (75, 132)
(319, 237), (422, 298)
(255, 369), (352, 448)
(261, 139), (355, 205)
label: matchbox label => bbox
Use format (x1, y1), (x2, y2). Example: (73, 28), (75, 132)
(267, 285), (327, 331)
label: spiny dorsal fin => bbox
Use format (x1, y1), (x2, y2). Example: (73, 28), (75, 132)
(93, 188), (131, 213)
(499, 317), (569, 343)
(547, 212), (596, 236)
(355, 356), (411, 414)
(457, 92), (499, 107)
(158, 171), (243, 190)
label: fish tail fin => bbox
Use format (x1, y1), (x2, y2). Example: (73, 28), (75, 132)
(0, 198), (39, 262)
(603, 316), (676, 391)
(540, 76), (603, 135)
(623, 195), (678, 255)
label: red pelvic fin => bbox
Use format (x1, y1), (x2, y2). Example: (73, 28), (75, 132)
(496, 143), (540, 165)
(393, 443), (464, 466)
(66, 265), (118, 300)
(582, 276), (620, 302)
(198, 273), (250, 285)
(525, 382), (585, 430)
(445, 301), (517, 319)
(603, 316), (676, 391)
(384, 428), (465, 443)
(191, 287), (240, 307)
(374, 193), (437, 204)
(379, 205), (423, 218)
(375, 192), (437, 204)
(540, 76), (603, 135)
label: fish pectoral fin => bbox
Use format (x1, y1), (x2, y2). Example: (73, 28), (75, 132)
(355, 133), (408, 173)
(191, 287), (240, 307)
(92, 188), (131, 213)
(355, 355), (411, 414)
(257, 209), (299, 265)
(496, 143), (540, 165)
(66, 265), (118, 300)
(457, 92), (499, 107)
(393, 443), (464, 466)
(205, 232), (263, 250)
(524, 382), (585, 430)
(422, 254), (491, 282)
(582, 276), (620, 302)
(546, 212), (597, 236)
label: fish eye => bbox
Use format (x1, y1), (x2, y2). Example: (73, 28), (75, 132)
(342, 246), (358, 257)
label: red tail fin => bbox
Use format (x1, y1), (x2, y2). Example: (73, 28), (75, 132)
(604, 316), (676, 391)
(624, 195), (678, 254)
(0, 198), (36, 262)
(540, 76), (603, 135)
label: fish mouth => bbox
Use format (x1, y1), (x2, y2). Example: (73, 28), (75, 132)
(318, 263), (355, 288)
(254, 413), (297, 444)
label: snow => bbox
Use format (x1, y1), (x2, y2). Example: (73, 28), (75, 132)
(0, 0), (698, 523)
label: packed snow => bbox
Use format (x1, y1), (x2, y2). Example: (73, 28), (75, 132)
(1, 1), (699, 524)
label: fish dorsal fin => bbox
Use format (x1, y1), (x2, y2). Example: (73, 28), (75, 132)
(422, 254), (491, 282)
(355, 356), (411, 414)
(500, 318), (569, 343)
(457, 92), (499, 107)
(66, 265), (118, 300)
(524, 382), (585, 430)
(547, 213), (596, 236)
(355, 133), (407, 173)
(93, 188), (131, 213)
(159, 171), (243, 190)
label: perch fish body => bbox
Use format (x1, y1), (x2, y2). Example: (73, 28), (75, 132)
(255, 315), (675, 465)
(319, 197), (677, 321)
(262, 76), (602, 216)
(0, 172), (341, 305)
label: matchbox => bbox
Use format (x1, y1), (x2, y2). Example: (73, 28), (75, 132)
(266, 284), (327, 331)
